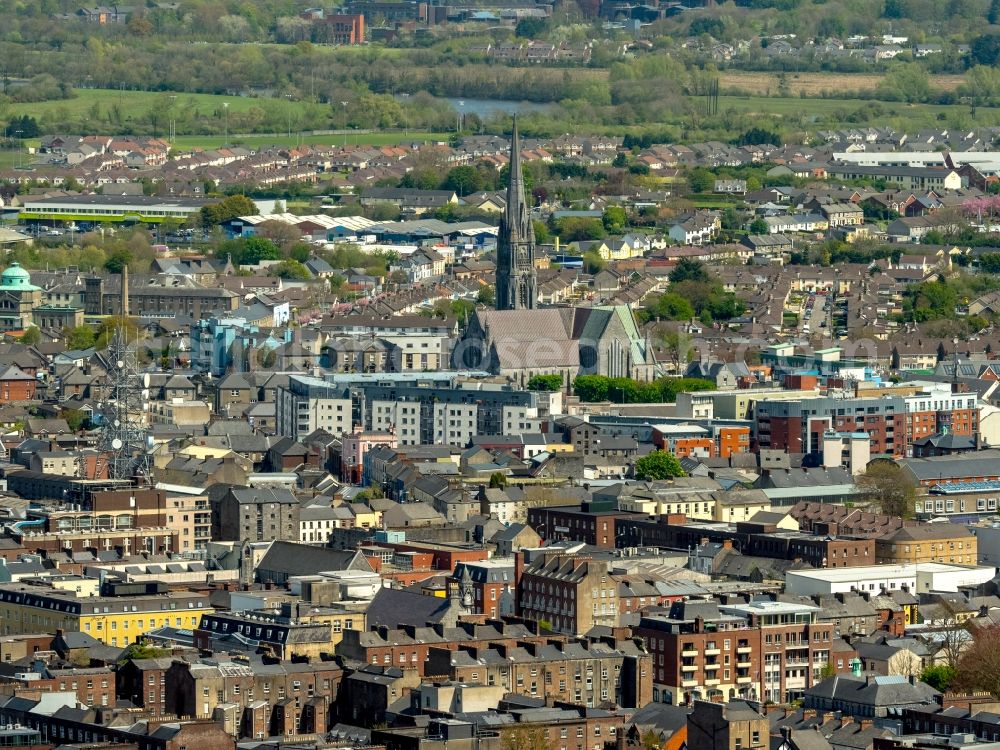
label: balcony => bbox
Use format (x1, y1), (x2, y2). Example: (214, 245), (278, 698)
(681, 649), (698, 658)
(737, 646), (752, 654)
(704, 663), (720, 671)
(681, 678), (699, 688)
(737, 676), (752, 684)
(704, 678), (721, 686)
(703, 648), (721, 656)
(737, 660), (751, 668)
(681, 664), (698, 672)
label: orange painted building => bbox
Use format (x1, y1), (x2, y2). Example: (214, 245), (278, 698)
(717, 426), (751, 458)
(653, 425), (751, 459)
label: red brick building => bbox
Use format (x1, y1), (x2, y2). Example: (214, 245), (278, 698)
(636, 597), (834, 706)
(0, 666), (116, 707)
(0, 365), (36, 403)
(318, 13), (365, 44)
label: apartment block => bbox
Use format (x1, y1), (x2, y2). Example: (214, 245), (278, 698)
(636, 597), (832, 706)
(276, 375), (353, 439)
(7, 487), (179, 556)
(755, 384), (980, 459)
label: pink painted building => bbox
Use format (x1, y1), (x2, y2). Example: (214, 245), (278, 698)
(340, 429), (397, 484)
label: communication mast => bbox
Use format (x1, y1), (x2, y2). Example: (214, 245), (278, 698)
(96, 266), (152, 483)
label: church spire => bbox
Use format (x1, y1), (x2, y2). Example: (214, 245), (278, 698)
(495, 115), (537, 311)
(504, 115), (533, 245)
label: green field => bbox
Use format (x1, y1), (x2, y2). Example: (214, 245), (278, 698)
(715, 95), (1000, 126)
(5, 88), (307, 121)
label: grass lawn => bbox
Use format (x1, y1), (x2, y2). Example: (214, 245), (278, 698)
(5, 88), (309, 121)
(714, 95), (1000, 126)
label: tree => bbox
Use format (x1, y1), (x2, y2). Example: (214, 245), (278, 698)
(971, 34), (1000, 67)
(476, 285), (495, 306)
(104, 249), (133, 274)
(956, 624), (1000, 695)
(573, 375), (610, 402)
(582, 251), (606, 274)
(648, 292), (695, 321)
(658, 329), (694, 370)
(289, 243), (311, 263)
(687, 167), (715, 194)
(514, 17), (547, 38)
(200, 194), (256, 227)
(64, 325), (96, 351)
(720, 207), (742, 231)
(669, 258), (710, 284)
(489, 471), (508, 488)
(855, 460), (917, 519)
(272, 260), (312, 280)
(63, 409), (88, 432)
(254, 220), (303, 250)
(18, 327), (40, 345)
(734, 127), (781, 147)
(557, 217), (605, 241)
(602, 206), (627, 233)
(443, 166), (481, 196)
(6, 115), (40, 139)
(878, 63), (931, 103)
(634, 450), (686, 480)
(527, 374), (563, 391)
(688, 16), (724, 37)
(980, 253), (1000, 273)
(642, 729), (664, 750)
(749, 218), (769, 234)
(921, 664), (957, 692)
(217, 237), (281, 266)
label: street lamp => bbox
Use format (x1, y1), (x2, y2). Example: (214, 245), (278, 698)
(14, 130), (22, 170)
(457, 101), (464, 133)
(222, 102), (229, 147)
(285, 94), (293, 140)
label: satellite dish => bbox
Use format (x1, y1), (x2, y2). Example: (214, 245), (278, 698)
(113, 419), (121, 427)
(116, 360), (124, 368)
(143, 373), (150, 388)
(111, 438), (123, 450)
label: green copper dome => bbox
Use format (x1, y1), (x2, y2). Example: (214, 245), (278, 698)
(1, 262), (38, 290)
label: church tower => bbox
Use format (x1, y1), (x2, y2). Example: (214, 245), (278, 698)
(495, 115), (537, 311)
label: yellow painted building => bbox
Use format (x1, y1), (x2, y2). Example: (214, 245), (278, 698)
(0, 583), (214, 648)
